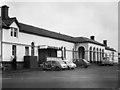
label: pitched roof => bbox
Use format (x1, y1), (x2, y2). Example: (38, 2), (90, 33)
(75, 37), (105, 46)
(19, 23), (76, 43)
(105, 46), (116, 51)
(2, 17), (112, 47)
(2, 17), (20, 28)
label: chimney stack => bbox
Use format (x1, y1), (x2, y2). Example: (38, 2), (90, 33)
(90, 36), (95, 40)
(1, 5), (9, 20)
(103, 40), (107, 46)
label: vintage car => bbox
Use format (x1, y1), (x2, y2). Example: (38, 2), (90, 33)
(100, 57), (114, 66)
(41, 60), (67, 71)
(74, 59), (91, 68)
(63, 60), (76, 69)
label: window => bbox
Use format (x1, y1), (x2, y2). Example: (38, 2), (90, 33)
(11, 28), (14, 36)
(31, 42), (34, 56)
(25, 47), (29, 56)
(64, 47), (66, 59)
(12, 45), (16, 56)
(10, 27), (18, 37)
(14, 28), (18, 37)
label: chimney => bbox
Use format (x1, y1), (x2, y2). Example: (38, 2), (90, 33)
(90, 36), (95, 40)
(103, 40), (107, 46)
(1, 5), (9, 20)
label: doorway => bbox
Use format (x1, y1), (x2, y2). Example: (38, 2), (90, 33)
(78, 47), (85, 59)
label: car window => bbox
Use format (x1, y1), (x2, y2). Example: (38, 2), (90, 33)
(59, 61), (65, 64)
(47, 61), (51, 64)
(64, 61), (67, 64)
(52, 61), (56, 64)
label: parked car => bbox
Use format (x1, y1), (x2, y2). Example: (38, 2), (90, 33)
(74, 59), (91, 68)
(0, 63), (6, 71)
(63, 60), (76, 69)
(41, 60), (67, 71)
(100, 57), (114, 66)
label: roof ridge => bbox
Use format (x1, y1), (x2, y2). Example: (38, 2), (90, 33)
(19, 22), (75, 38)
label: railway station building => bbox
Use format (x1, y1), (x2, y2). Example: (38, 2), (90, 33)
(0, 5), (116, 70)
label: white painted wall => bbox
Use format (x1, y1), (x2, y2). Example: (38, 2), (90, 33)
(104, 49), (116, 62)
(75, 43), (88, 60)
(88, 43), (105, 61)
(114, 52), (118, 63)
(2, 22), (74, 62)
(2, 44), (12, 61)
(74, 42), (105, 61)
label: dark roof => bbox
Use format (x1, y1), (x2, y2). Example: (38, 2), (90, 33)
(75, 37), (105, 46)
(105, 46), (116, 52)
(2, 17), (114, 48)
(2, 17), (20, 28)
(19, 23), (76, 43)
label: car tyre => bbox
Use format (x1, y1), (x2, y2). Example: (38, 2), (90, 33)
(67, 66), (70, 70)
(55, 67), (61, 71)
(84, 65), (88, 68)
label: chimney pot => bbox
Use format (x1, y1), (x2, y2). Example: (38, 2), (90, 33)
(103, 40), (107, 46)
(90, 36), (95, 40)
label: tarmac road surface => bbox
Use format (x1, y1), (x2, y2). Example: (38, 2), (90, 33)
(1, 65), (118, 88)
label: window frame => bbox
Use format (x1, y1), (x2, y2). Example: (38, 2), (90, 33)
(10, 27), (18, 38)
(12, 45), (16, 56)
(25, 46), (29, 56)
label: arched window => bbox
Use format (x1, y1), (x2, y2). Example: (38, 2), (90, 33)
(97, 48), (99, 63)
(89, 47), (92, 63)
(31, 42), (35, 56)
(64, 47), (66, 59)
(102, 49), (104, 59)
(100, 49), (102, 62)
(93, 47), (96, 63)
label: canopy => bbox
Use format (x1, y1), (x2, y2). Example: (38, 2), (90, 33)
(38, 45), (61, 50)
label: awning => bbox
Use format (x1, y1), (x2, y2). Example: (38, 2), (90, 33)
(38, 45), (61, 50)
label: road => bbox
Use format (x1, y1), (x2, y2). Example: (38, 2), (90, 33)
(1, 65), (118, 88)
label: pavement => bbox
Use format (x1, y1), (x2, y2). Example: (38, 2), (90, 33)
(1, 65), (119, 88)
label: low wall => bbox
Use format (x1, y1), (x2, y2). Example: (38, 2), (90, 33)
(2, 62), (24, 70)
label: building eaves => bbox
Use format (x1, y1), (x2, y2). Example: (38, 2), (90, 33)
(105, 46), (116, 52)
(19, 23), (76, 43)
(2, 18), (114, 49)
(2, 17), (20, 28)
(75, 37), (105, 46)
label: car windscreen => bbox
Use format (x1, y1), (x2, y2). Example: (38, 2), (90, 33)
(59, 61), (65, 64)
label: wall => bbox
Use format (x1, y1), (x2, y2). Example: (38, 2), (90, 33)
(88, 43), (105, 62)
(104, 49), (115, 62)
(2, 22), (74, 62)
(74, 42), (105, 62)
(75, 43), (89, 60)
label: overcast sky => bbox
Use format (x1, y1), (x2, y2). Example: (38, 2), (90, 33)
(1, 1), (118, 51)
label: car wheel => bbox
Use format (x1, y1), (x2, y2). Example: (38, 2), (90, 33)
(55, 67), (61, 71)
(67, 66), (70, 70)
(84, 65), (88, 68)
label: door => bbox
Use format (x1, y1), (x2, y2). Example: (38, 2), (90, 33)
(38, 49), (47, 64)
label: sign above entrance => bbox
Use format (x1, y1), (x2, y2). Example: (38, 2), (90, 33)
(38, 45), (61, 50)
